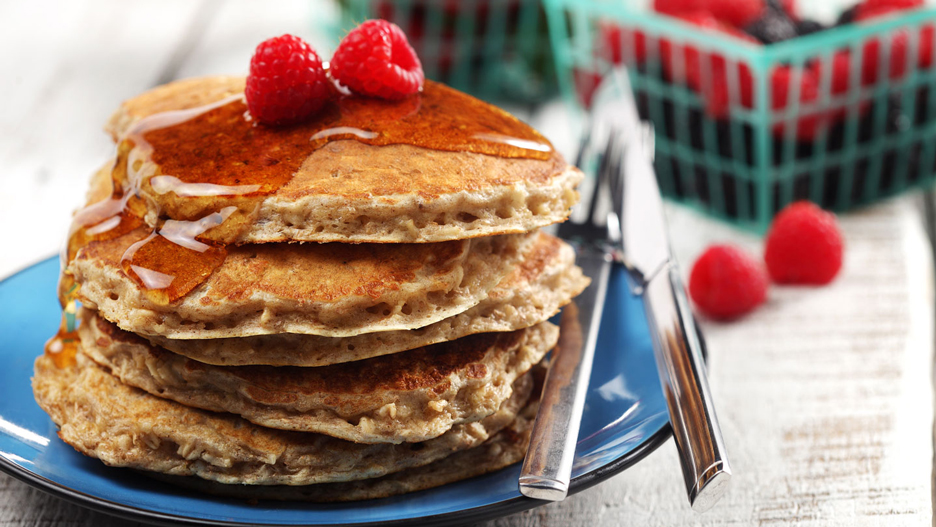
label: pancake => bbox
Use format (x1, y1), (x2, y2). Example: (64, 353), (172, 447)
(32, 352), (532, 486)
(79, 311), (556, 443)
(70, 230), (531, 339)
(145, 230), (588, 366)
(105, 76), (247, 140)
(147, 396), (537, 502)
(102, 76), (582, 244)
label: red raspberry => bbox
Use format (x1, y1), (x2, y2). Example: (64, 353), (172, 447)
(655, 0), (768, 28)
(330, 20), (425, 100)
(245, 35), (330, 126)
(769, 64), (835, 140)
(573, 68), (604, 108)
(853, 0), (933, 84)
(660, 13), (757, 115)
(764, 201), (843, 285)
(597, 23), (641, 66)
(855, 0), (922, 19)
(689, 245), (769, 320)
(708, 58), (852, 140)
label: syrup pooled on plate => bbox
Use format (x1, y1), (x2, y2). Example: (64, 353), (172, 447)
(62, 80), (555, 308)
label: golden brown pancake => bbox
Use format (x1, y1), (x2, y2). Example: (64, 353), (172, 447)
(79, 310), (556, 443)
(32, 352), (532, 486)
(70, 229), (530, 338)
(102, 76), (582, 244)
(143, 230), (588, 366)
(148, 396), (538, 502)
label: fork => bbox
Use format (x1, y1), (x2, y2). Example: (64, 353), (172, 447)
(518, 128), (624, 501)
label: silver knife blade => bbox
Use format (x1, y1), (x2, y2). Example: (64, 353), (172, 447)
(621, 132), (671, 288)
(590, 71), (670, 288)
(519, 249), (611, 501)
(594, 69), (732, 512)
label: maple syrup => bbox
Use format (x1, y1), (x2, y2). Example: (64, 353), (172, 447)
(61, 80), (556, 313)
(143, 81), (552, 197)
(45, 283), (80, 368)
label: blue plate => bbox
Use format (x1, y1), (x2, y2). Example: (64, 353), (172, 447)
(0, 257), (671, 526)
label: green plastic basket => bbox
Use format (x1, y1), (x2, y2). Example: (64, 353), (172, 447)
(544, 0), (936, 231)
(333, 0), (556, 102)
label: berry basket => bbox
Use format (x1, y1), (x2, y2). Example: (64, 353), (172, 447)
(543, 0), (936, 231)
(333, 0), (556, 102)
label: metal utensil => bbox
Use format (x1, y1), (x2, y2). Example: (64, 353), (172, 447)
(599, 70), (732, 512)
(518, 128), (621, 502)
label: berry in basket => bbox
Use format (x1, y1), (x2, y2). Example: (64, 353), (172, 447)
(595, 0), (933, 141)
(744, 4), (798, 44)
(551, 0), (936, 229)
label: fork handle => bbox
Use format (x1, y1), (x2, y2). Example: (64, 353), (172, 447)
(643, 262), (731, 512)
(519, 252), (612, 501)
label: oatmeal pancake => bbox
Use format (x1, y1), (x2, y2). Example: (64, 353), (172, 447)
(80, 312), (556, 444)
(70, 229), (530, 339)
(102, 76), (581, 244)
(144, 231), (588, 366)
(148, 396), (538, 502)
(32, 352), (532, 486)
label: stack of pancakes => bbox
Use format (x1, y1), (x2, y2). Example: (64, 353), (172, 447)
(33, 76), (588, 501)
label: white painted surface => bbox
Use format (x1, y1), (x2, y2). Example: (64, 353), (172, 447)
(0, 1), (933, 525)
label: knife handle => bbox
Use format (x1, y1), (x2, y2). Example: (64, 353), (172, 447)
(642, 262), (731, 512)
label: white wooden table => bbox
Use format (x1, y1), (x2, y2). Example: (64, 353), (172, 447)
(2, 1), (934, 525)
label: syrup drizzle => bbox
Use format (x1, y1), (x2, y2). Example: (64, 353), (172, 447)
(45, 283), (80, 368)
(60, 80), (556, 314)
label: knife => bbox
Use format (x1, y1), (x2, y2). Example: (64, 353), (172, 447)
(605, 71), (733, 512)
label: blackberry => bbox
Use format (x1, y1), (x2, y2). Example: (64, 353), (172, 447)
(885, 95), (910, 133)
(837, 5), (858, 25)
(744, 6), (798, 44)
(796, 20), (827, 36)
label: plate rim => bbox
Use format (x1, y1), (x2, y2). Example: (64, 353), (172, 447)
(0, 256), (674, 527)
(0, 427), (672, 527)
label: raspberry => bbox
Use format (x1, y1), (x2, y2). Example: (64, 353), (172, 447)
(330, 20), (424, 100)
(659, 12), (757, 115)
(853, 0), (934, 84)
(764, 201), (843, 285)
(769, 64), (833, 140)
(573, 68), (604, 108)
(245, 35), (330, 126)
(689, 245), (769, 320)
(706, 57), (851, 140)
(597, 23), (647, 66)
(855, 0), (923, 19)
(656, 0), (767, 28)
